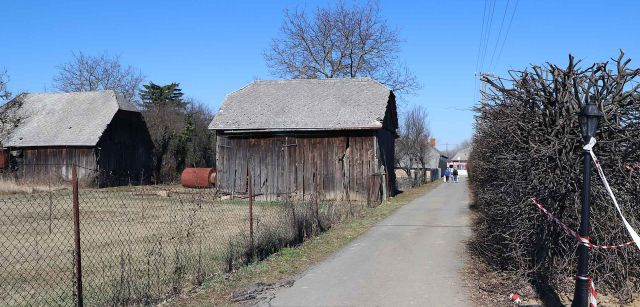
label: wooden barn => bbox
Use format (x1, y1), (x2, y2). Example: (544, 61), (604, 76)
(0, 90), (153, 186)
(208, 78), (397, 201)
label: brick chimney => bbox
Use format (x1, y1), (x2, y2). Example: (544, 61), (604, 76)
(429, 138), (436, 147)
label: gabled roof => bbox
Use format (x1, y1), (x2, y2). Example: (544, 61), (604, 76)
(452, 147), (471, 161)
(397, 146), (446, 169)
(427, 147), (447, 168)
(1, 90), (139, 147)
(208, 78), (394, 132)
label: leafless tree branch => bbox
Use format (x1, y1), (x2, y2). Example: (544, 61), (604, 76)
(53, 51), (144, 102)
(264, 1), (420, 96)
(469, 51), (640, 302)
(0, 69), (11, 101)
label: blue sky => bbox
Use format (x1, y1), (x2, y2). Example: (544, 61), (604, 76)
(2, 1), (639, 150)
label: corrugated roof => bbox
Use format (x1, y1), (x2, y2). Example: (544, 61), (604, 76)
(1, 90), (139, 147)
(208, 78), (393, 131)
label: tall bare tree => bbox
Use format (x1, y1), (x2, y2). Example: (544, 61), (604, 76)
(444, 139), (471, 158)
(395, 106), (432, 179)
(265, 1), (420, 95)
(53, 51), (144, 102)
(0, 69), (11, 101)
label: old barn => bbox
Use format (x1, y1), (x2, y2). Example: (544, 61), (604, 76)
(0, 90), (153, 186)
(209, 78), (397, 201)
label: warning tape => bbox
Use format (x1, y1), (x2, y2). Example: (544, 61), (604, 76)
(531, 197), (602, 306)
(528, 137), (640, 307)
(530, 198), (635, 249)
(576, 275), (598, 307)
(584, 137), (640, 251)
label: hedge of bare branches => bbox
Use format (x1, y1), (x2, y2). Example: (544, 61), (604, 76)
(469, 52), (640, 302)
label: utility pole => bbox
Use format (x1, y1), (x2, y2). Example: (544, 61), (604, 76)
(481, 75), (487, 104)
(442, 143), (451, 153)
(476, 72), (496, 104)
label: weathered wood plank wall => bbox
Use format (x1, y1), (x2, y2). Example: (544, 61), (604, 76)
(12, 110), (153, 186)
(216, 132), (385, 201)
(19, 147), (97, 183)
(96, 110), (154, 186)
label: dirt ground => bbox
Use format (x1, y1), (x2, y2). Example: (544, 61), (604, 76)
(463, 209), (640, 307)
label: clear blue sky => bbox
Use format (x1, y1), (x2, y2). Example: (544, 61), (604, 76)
(2, 1), (638, 150)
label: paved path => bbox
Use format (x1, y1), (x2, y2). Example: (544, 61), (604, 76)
(269, 177), (472, 307)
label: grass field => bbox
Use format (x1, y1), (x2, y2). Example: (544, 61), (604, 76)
(0, 185), (300, 306)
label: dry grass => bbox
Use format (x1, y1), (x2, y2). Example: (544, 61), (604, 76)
(0, 177), (67, 194)
(0, 185), (286, 306)
(0, 183), (370, 306)
(166, 180), (442, 306)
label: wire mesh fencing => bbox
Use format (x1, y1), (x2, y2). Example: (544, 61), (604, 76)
(0, 164), (378, 306)
(396, 168), (440, 191)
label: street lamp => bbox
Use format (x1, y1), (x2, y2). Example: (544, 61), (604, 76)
(572, 100), (603, 307)
(578, 102), (604, 143)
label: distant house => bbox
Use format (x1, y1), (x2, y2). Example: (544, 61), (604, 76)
(395, 144), (448, 182)
(208, 78), (397, 201)
(450, 147), (471, 176)
(0, 90), (153, 186)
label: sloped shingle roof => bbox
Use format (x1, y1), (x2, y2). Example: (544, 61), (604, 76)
(208, 78), (393, 131)
(452, 147), (471, 161)
(1, 90), (138, 147)
(397, 146), (446, 169)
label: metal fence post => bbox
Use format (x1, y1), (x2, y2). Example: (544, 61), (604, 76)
(248, 169), (254, 261)
(366, 176), (372, 208)
(314, 173), (319, 219)
(381, 172), (387, 200)
(71, 164), (83, 307)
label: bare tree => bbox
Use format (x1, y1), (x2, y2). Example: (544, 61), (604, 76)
(265, 1), (420, 95)
(53, 51), (144, 102)
(0, 69), (21, 145)
(445, 139), (471, 158)
(0, 69), (11, 101)
(395, 106), (431, 180)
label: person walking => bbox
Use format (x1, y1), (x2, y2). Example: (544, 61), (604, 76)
(444, 167), (451, 183)
(452, 168), (459, 183)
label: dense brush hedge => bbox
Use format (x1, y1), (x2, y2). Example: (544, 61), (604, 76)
(469, 52), (640, 302)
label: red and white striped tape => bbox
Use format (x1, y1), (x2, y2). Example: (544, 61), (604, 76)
(528, 137), (640, 307)
(530, 198), (635, 249)
(576, 275), (597, 307)
(584, 137), (640, 251)
(529, 198), (601, 306)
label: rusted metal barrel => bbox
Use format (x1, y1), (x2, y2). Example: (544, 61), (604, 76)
(181, 168), (216, 188)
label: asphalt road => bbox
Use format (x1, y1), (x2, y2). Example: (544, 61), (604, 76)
(268, 177), (472, 307)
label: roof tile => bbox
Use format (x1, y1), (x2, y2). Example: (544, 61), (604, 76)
(208, 78), (392, 131)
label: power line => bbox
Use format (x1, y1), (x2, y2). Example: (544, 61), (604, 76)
(475, 0), (489, 73)
(479, 0), (497, 74)
(492, 0), (519, 71)
(488, 0), (511, 69)
(474, 0), (489, 104)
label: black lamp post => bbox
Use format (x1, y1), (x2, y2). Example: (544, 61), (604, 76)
(572, 100), (603, 307)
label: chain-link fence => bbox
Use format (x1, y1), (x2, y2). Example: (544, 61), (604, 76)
(396, 168), (440, 191)
(0, 164), (377, 306)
